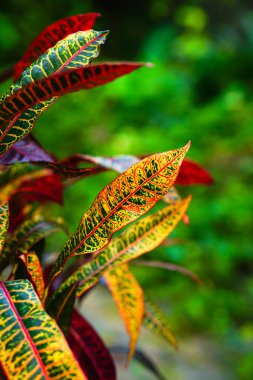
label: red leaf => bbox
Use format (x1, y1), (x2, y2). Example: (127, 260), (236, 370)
(68, 310), (116, 380)
(15, 173), (63, 204)
(0, 63), (145, 130)
(14, 13), (100, 79)
(176, 158), (213, 185)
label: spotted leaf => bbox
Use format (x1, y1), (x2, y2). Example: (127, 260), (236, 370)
(0, 280), (86, 379)
(51, 196), (191, 300)
(0, 63), (143, 145)
(0, 30), (108, 157)
(14, 13), (100, 79)
(104, 264), (144, 363)
(46, 144), (190, 292)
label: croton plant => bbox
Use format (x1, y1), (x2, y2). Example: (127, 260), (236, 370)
(0, 13), (213, 380)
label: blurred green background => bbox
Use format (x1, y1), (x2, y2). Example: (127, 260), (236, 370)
(1, 1), (253, 379)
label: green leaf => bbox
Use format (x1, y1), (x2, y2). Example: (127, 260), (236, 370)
(0, 279), (86, 379)
(46, 144), (190, 295)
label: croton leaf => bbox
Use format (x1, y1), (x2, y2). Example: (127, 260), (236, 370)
(46, 144), (190, 293)
(104, 264), (144, 363)
(52, 196), (191, 300)
(0, 216), (64, 271)
(68, 310), (116, 380)
(177, 158), (213, 185)
(0, 63), (144, 150)
(0, 135), (53, 165)
(144, 298), (177, 349)
(14, 13), (100, 79)
(0, 202), (8, 254)
(0, 280), (86, 379)
(19, 251), (45, 299)
(80, 153), (213, 187)
(0, 167), (51, 203)
(11, 172), (63, 204)
(0, 29), (108, 156)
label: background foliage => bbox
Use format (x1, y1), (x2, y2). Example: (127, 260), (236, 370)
(1, 1), (252, 379)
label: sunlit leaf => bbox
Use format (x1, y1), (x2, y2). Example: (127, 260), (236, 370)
(0, 202), (8, 254)
(0, 280), (86, 379)
(68, 310), (116, 380)
(52, 196), (191, 300)
(14, 13), (100, 79)
(19, 251), (45, 299)
(104, 264), (144, 362)
(47, 144), (190, 292)
(144, 298), (177, 349)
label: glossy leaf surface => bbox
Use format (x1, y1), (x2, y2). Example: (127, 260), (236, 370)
(104, 264), (144, 362)
(19, 252), (45, 299)
(68, 310), (116, 380)
(48, 144), (190, 288)
(53, 196), (191, 299)
(0, 280), (86, 379)
(0, 202), (8, 254)
(144, 298), (177, 349)
(14, 13), (100, 79)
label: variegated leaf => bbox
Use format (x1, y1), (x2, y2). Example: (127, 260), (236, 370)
(14, 13), (100, 79)
(0, 217), (64, 271)
(19, 251), (45, 299)
(0, 280), (86, 379)
(104, 264), (144, 362)
(0, 63), (143, 153)
(46, 144), (190, 292)
(0, 30), (108, 156)
(51, 196), (191, 301)
(144, 298), (177, 349)
(0, 202), (8, 254)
